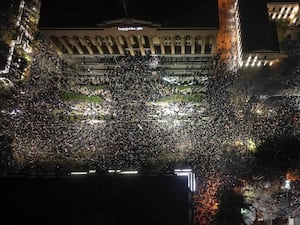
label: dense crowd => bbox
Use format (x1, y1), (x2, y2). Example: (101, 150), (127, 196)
(1, 37), (300, 224)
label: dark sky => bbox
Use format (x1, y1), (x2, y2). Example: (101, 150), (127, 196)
(39, 0), (219, 27)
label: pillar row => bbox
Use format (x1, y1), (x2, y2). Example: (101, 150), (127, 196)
(137, 36), (145, 56)
(67, 37), (84, 54)
(59, 37), (73, 54)
(90, 37), (104, 54)
(125, 36), (135, 56)
(149, 37), (155, 55)
(114, 37), (124, 55)
(49, 37), (63, 55)
(171, 38), (175, 55)
(104, 39), (113, 55)
(201, 39), (205, 54)
(181, 39), (185, 55)
(78, 37), (94, 54)
(211, 41), (216, 54)
(191, 36), (195, 54)
(160, 37), (165, 55)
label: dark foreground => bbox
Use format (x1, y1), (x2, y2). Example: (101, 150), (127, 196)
(0, 175), (192, 225)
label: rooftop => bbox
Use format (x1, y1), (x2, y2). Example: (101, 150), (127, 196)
(239, 0), (280, 53)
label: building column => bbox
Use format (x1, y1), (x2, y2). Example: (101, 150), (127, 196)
(90, 37), (104, 54)
(105, 38), (113, 55)
(78, 37), (94, 55)
(181, 38), (185, 55)
(59, 37), (73, 54)
(67, 37), (84, 54)
(171, 38), (175, 54)
(114, 37), (124, 55)
(137, 36), (145, 56)
(211, 40), (216, 54)
(149, 36), (155, 55)
(191, 36), (195, 54)
(201, 39), (205, 54)
(49, 37), (63, 55)
(160, 37), (165, 55)
(125, 36), (135, 56)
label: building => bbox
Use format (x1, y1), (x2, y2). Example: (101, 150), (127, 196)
(1, 0), (299, 77)
(0, 174), (193, 225)
(39, 0), (219, 76)
(267, 0), (300, 25)
(267, 0), (300, 41)
(232, 0), (284, 68)
(0, 0), (41, 79)
(231, 0), (300, 69)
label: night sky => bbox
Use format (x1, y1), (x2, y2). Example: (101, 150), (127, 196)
(39, 0), (219, 27)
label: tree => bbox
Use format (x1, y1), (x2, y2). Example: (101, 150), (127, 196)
(254, 136), (300, 175)
(216, 186), (248, 225)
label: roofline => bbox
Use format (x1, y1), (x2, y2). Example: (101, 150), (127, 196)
(39, 26), (219, 31)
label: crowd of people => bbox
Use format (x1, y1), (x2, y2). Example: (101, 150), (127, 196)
(1, 37), (300, 224)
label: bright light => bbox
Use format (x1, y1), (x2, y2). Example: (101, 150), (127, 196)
(118, 27), (143, 31)
(241, 208), (247, 214)
(285, 180), (291, 189)
(269, 61), (274, 66)
(162, 77), (177, 84)
(88, 170), (96, 173)
(174, 169), (196, 192)
(85, 119), (104, 125)
(108, 169), (121, 173)
(164, 107), (176, 115)
(247, 139), (257, 152)
(120, 170), (138, 174)
(71, 171), (88, 175)
(10, 109), (21, 116)
(292, 18), (297, 23)
(174, 169), (192, 172)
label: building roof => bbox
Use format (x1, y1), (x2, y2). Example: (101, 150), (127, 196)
(39, 0), (219, 28)
(0, 175), (191, 225)
(238, 0), (280, 53)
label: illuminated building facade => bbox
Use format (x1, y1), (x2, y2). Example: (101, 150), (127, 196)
(267, 0), (300, 25)
(41, 19), (218, 57)
(0, 0), (41, 78)
(232, 0), (284, 68)
(3, 0), (297, 75)
(39, 0), (219, 75)
(40, 19), (218, 76)
(40, 0), (298, 72)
